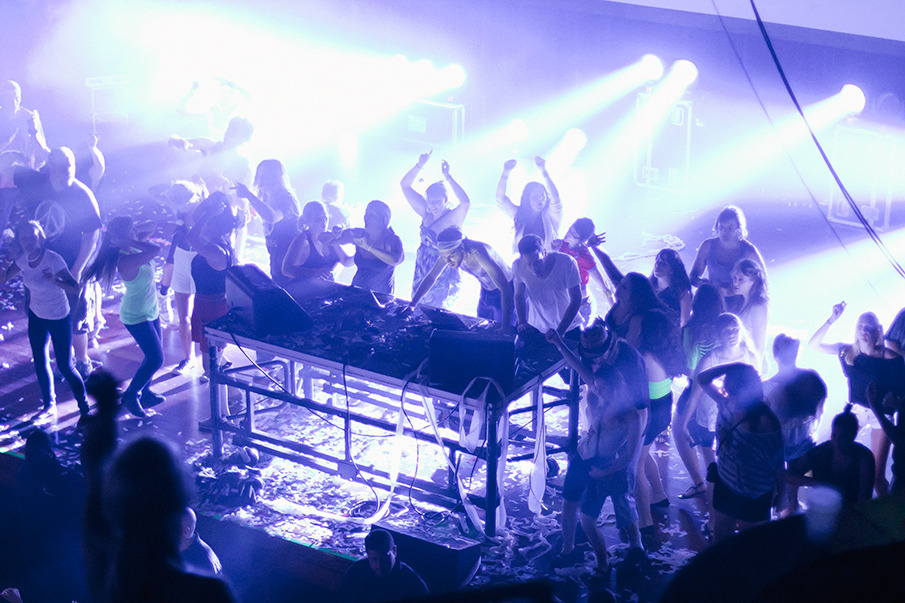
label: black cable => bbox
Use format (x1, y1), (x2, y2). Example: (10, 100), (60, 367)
(744, 0), (905, 281)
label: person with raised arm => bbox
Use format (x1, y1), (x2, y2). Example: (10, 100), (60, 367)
(496, 156), (562, 253)
(400, 150), (470, 308)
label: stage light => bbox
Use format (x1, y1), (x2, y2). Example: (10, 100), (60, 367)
(546, 128), (588, 172)
(639, 54), (664, 81)
(671, 60), (698, 86)
(507, 119), (529, 142)
(839, 84), (866, 114)
(440, 64), (467, 89)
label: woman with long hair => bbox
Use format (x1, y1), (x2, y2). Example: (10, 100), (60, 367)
(809, 303), (905, 496)
(1, 220), (89, 422)
(689, 206), (767, 300)
(282, 200), (353, 300)
(496, 156), (562, 254)
(726, 258), (769, 357)
(233, 159), (299, 287)
(590, 241), (692, 326)
(83, 215), (163, 418)
(635, 309), (686, 537)
(603, 272), (668, 348)
(400, 151), (470, 308)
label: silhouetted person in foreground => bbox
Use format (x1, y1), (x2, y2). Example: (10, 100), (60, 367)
(341, 529), (429, 603)
(81, 370), (236, 602)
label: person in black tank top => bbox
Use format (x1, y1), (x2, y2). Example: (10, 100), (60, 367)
(282, 201), (353, 300)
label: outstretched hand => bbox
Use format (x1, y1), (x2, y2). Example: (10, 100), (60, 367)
(232, 182), (253, 200)
(503, 159), (517, 172)
(441, 160), (450, 178)
(534, 156), (546, 169)
(418, 149), (433, 167)
(587, 233), (606, 247)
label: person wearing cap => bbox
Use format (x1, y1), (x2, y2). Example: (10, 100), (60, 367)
(513, 234), (582, 338)
(409, 225), (514, 327)
(341, 529), (429, 603)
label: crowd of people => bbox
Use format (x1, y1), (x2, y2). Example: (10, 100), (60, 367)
(2, 74), (905, 601)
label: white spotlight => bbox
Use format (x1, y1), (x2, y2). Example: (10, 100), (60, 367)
(671, 60), (699, 86)
(639, 54), (664, 81)
(564, 128), (588, 151)
(440, 64), (467, 89)
(839, 84), (866, 114)
(507, 119), (529, 142)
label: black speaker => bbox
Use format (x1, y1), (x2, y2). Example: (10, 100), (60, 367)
(429, 330), (516, 394)
(225, 264), (313, 337)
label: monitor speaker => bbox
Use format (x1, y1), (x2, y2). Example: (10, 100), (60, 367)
(429, 330), (515, 394)
(225, 264), (313, 337)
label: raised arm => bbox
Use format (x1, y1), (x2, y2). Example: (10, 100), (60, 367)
(440, 160), (470, 227)
(546, 328), (595, 384)
(352, 230), (404, 267)
(495, 159), (518, 219)
(233, 183), (278, 225)
(115, 239), (161, 281)
(400, 151), (431, 218)
(587, 235), (624, 287)
(808, 302), (847, 355)
(535, 156), (562, 232)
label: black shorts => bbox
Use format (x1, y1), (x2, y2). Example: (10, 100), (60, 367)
(711, 465), (773, 523)
(643, 392), (673, 446)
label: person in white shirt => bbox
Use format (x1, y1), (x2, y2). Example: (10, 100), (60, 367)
(512, 234), (582, 338)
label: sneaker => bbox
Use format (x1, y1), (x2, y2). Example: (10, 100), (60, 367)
(141, 390), (166, 407)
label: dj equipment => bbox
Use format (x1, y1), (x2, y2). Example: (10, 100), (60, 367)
(429, 329), (516, 394)
(225, 264), (312, 337)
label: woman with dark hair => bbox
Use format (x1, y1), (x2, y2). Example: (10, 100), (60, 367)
(83, 215), (163, 418)
(689, 205), (767, 300)
(635, 309), (686, 536)
(673, 284), (726, 499)
(698, 362), (782, 542)
(809, 303), (905, 496)
(82, 371), (236, 603)
(727, 258), (769, 357)
(400, 151), (470, 308)
(187, 193), (238, 382)
(495, 156), (562, 253)
(589, 241), (692, 326)
(0, 220), (89, 422)
(335, 200), (404, 295)
(233, 158), (299, 287)
(603, 272), (667, 348)
(282, 200), (353, 300)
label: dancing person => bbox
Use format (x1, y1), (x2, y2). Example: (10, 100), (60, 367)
(83, 216), (164, 418)
(785, 407), (874, 507)
(334, 200), (404, 295)
(513, 234), (582, 338)
(0, 220), (88, 422)
(698, 363), (783, 542)
(283, 200), (353, 300)
(159, 181), (204, 374)
(408, 226), (513, 327)
(400, 151), (470, 308)
(496, 156), (562, 253)
(341, 529), (429, 603)
(41, 147), (102, 378)
(547, 321), (649, 571)
(590, 241), (692, 326)
(726, 258), (769, 358)
(233, 158), (299, 287)
(0, 80), (50, 168)
(689, 206), (766, 300)
(809, 303), (905, 496)
(81, 370), (237, 603)
(673, 284), (725, 500)
(678, 313), (758, 504)
(635, 309), (686, 538)
(552, 218), (612, 324)
(187, 193), (239, 383)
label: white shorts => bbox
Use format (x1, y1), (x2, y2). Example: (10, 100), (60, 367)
(172, 246), (197, 295)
